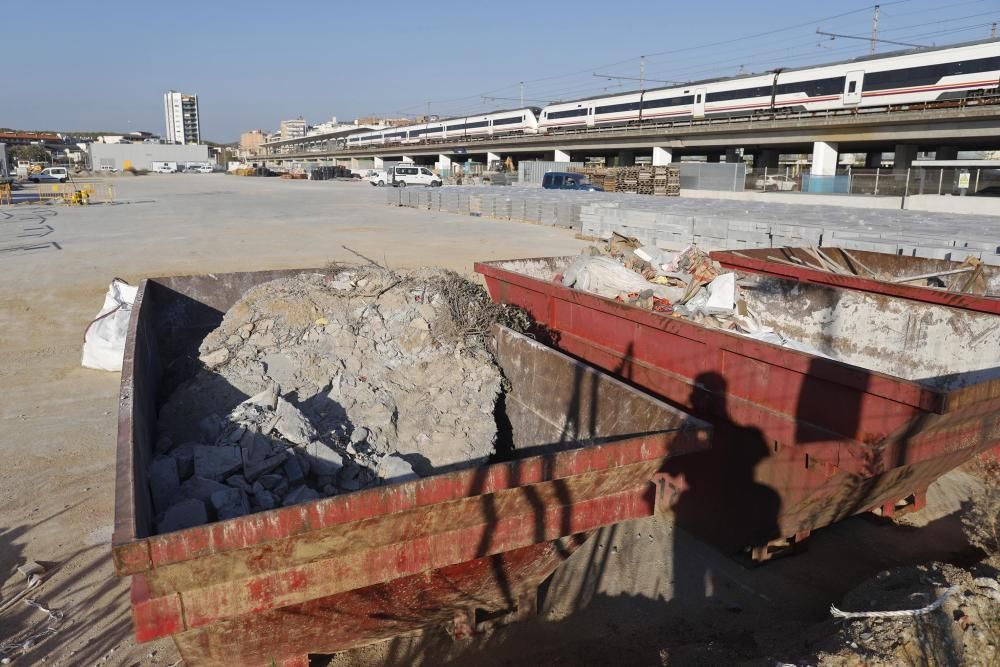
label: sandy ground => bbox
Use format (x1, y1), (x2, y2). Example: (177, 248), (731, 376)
(0, 174), (986, 666)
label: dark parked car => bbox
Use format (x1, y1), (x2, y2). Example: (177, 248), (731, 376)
(541, 171), (604, 191)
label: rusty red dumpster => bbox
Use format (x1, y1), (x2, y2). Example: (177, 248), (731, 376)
(112, 269), (710, 666)
(475, 256), (1000, 558)
(712, 247), (1000, 315)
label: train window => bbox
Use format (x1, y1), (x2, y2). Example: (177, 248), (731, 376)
(547, 108), (588, 119)
(644, 95), (694, 108)
(493, 117), (521, 126)
(595, 101), (641, 114)
(848, 81), (857, 93)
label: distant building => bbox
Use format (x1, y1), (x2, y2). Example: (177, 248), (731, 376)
(280, 118), (307, 140)
(0, 131), (61, 146)
(89, 142), (209, 171)
(308, 117), (352, 135)
(239, 129), (268, 158)
(164, 91), (201, 144)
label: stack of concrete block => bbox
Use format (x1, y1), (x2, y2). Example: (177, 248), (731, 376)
(390, 185), (1000, 265)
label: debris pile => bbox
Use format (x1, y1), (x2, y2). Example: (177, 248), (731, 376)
(805, 562), (1000, 666)
(558, 233), (822, 354)
(150, 267), (528, 533)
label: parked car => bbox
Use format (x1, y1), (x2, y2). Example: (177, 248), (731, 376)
(28, 167), (69, 183)
(755, 174), (798, 191)
(541, 172), (603, 191)
(152, 162), (178, 174)
(189, 165), (214, 173)
(391, 165), (442, 188)
(369, 170), (389, 187)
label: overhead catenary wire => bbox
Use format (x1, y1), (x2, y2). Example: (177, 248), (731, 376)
(362, 0), (994, 121)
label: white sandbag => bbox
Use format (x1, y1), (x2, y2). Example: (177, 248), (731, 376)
(704, 272), (737, 316)
(562, 256), (680, 300)
(82, 278), (138, 371)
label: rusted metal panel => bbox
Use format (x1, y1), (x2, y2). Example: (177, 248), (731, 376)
(114, 269), (711, 663)
(475, 256), (1000, 552)
(171, 538), (587, 667)
(713, 248), (1000, 315)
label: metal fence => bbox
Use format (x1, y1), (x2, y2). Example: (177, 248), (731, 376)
(678, 162), (746, 192)
(742, 166), (1000, 198)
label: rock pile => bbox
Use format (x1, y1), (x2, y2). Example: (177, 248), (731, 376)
(150, 267), (524, 533)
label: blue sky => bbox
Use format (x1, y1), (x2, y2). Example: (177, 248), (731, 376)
(4, 0), (997, 141)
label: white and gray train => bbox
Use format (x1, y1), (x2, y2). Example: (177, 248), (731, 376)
(346, 39), (1000, 147)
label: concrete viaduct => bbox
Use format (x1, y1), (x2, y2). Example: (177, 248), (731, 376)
(260, 103), (1000, 175)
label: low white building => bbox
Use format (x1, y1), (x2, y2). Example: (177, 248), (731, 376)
(89, 142), (210, 171)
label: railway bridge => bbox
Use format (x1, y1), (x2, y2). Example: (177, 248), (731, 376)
(260, 102), (1000, 175)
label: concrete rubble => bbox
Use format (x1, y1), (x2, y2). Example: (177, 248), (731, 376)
(150, 267), (524, 533)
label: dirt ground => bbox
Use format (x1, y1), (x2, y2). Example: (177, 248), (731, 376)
(0, 175), (992, 666)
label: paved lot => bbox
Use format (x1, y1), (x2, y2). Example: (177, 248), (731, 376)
(0, 175), (981, 666)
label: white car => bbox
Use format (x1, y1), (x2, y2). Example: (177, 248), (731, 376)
(189, 165), (213, 173)
(29, 167), (69, 183)
(755, 175), (798, 191)
(369, 170), (389, 187)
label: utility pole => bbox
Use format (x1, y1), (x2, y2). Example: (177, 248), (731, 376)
(992, 22), (997, 38)
(870, 4), (880, 55)
(640, 55), (645, 91)
(519, 81), (524, 107)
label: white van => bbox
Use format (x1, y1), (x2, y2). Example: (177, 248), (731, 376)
(29, 167), (69, 183)
(152, 162), (178, 174)
(391, 165), (441, 188)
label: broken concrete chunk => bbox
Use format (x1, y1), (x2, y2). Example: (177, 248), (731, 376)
(257, 473), (285, 491)
(243, 450), (288, 482)
(283, 455), (305, 485)
(241, 432), (273, 464)
(282, 485), (320, 507)
(198, 413), (223, 443)
(193, 445), (244, 481)
(179, 476), (230, 503)
(274, 398), (317, 446)
(169, 443), (197, 480)
(339, 463), (362, 491)
(350, 427), (369, 446)
(158, 499), (208, 533)
(225, 474), (252, 493)
(148, 456), (180, 513)
(376, 455), (419, 483)
(304, 441), (344, 477)
(254, 489), (277, 510)
(211, 487), (251, 521)
(201, 347), (230, 368)
(17, 561), (45, 580)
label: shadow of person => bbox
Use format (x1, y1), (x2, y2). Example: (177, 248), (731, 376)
(669, 372), (783, 581)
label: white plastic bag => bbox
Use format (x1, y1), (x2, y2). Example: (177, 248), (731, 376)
(82, 278), (138, 371)
(562, 256), (682, 300)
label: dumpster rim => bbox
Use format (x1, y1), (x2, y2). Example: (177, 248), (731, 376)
(474, 256), (949, 413)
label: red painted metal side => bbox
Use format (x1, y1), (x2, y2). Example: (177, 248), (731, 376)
(712, 248), (1000, 315)
(474, 257), (1000, 551)
(170, 537), (590, 666)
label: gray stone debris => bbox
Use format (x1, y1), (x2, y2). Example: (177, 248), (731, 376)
(211, 487), (251, 520)
(148, 457), (180, 513)
(157, 498), (208, 534)
(150, 268), (510, 533)
(193, 445), (243, 481)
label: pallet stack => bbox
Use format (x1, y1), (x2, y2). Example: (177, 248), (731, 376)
(653, 166), (681, 197)
(578, 165), (680, 196)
